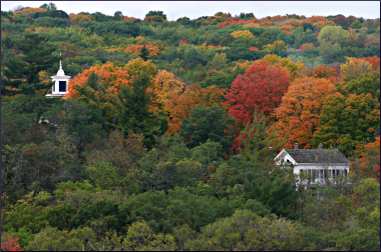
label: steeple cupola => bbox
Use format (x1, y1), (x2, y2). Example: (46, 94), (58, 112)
(46, 55), (71, 97)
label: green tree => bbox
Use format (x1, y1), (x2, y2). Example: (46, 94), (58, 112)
(313, 93), (379, 156)
(318, 25), (350, 63)
(26, 226), (96, 251)
(140, 45), (150, 61)
(186, 210), (305, 251)
(144, 11), (167, 22)
(116, 75), (166, 148)
(122, 221), (176, 251)
(180, 105), (234, 149)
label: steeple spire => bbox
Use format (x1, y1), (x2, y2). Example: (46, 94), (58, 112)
(56, 51), (65, 76)
(59, 51), (62, 70)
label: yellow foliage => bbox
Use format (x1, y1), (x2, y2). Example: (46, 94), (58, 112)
(340, 57), (373, 81)
(230, 30), (254, 39)
(69, 13), (94, 24)
(264, 40), (287, 53)
(262, 54), (305, 79)
(148, 70), (186, 113)
(38, 70), (50, 85)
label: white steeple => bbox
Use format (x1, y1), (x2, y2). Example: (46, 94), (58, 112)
(46, 53), (71, 97)
(56, 59), (65, 76)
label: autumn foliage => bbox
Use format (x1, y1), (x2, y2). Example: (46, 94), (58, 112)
(225, 60), (290, 125)
(67, 62), (130, 98)
(107, 44), (161, 57)
(166, 84), (224, 134)
(355, 137), (380, 180)
(0, 236), (23, 251)
(270, 77), (337, 148)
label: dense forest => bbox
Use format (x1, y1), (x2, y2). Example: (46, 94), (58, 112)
(1, 3), (380, 251)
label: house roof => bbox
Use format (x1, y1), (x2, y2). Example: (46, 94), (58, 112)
(285, 148), (349, 164)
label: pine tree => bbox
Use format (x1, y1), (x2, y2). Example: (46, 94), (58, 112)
(140, 45), (150, 61)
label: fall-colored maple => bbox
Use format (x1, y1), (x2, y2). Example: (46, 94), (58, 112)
(311, 65), (339, 83)
(270, 77), (337, 148)
(67, 58), (157, 98)
(66, 62), (130, 98)
(225, 60), (290, 125)
(0, 236), (23, 252)
(107, 44), (160, 57)
(166, 84), (224, 134)
(147, 70), (186, 113)
(354, 137), (380, 180)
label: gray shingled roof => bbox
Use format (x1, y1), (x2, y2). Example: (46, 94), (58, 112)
(286, 148), (349, 164)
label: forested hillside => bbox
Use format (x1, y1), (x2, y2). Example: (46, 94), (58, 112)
(1, 3), (380, 251)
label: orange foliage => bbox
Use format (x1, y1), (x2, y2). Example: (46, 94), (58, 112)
(148, 70), (186, 113)
(218, 18), (254, 28)
(270, 77), (337, 148)
(312, 65), (338, 83)
(66, 62), (130, 98)
(359, 56), (380, 72)
(166, 85), (224, 134)
(123, 16), (138, 22)
(107, 44), (160, 57)
(15, 7), (47, 15)
(303, 16), (333, 29)
(355, 137), (380, 179)
(69, 13), (94, 24)
(124, 44), (160, 57)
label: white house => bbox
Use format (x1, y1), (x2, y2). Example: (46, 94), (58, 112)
(46, 59), (71, 97)
(274, 144), (349, 186)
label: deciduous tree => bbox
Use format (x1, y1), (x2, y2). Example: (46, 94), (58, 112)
(225, 60), (290, 125)
(271, 77), (336, 148)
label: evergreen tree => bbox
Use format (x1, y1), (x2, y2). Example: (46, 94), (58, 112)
(140, 45), (150, 61)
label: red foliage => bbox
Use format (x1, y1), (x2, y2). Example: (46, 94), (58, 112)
(359, 56), (380, 72)
(224, 60), (290, 125)
(0, 236), (23, 251)
(248, 46), (259, 52)
(312, 65), (339, 83)
(179, 38), (189, 45)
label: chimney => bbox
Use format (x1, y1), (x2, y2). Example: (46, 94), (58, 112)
(294, 143), (299, 149)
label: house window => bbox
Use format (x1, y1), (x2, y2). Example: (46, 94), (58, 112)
(312, 170), (318, 181)
(59, 81), (67, 92)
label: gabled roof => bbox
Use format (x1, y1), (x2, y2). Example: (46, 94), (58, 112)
(285, 148), (349, 164)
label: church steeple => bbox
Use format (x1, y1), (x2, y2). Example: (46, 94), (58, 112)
(46, 52), (71, 97)
(56, 52), (66, 76)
